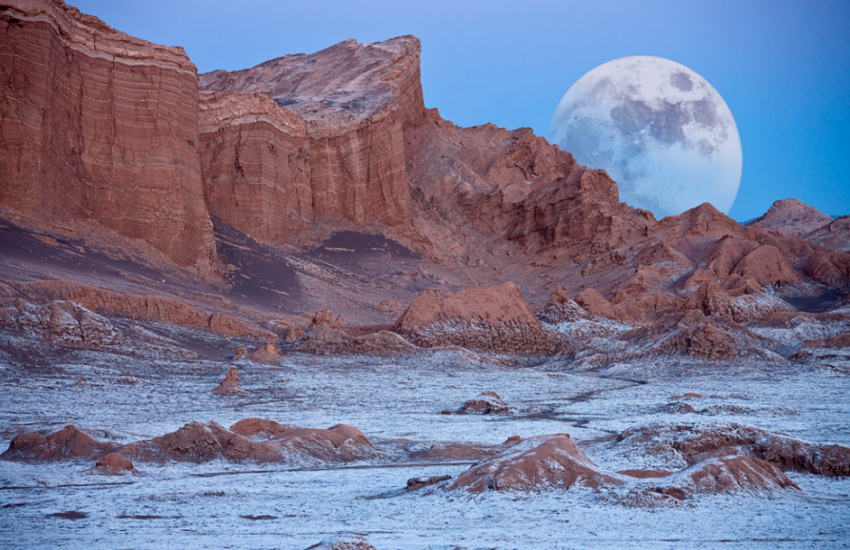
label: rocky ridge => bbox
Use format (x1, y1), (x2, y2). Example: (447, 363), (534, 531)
(0, 0), (848, 363)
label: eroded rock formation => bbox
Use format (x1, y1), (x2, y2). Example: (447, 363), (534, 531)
(2, 425), (117, 462)
(395, 282), (564, 354)
(0, 0), (217, 272)
(612, 422), (850, 476)
(199, 36), (423, 236)
(448, 434), (620, 492)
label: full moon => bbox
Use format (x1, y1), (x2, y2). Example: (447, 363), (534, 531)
(547, 56), (742, 219)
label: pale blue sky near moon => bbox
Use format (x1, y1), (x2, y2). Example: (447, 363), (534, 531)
(72, 0), (850, 221)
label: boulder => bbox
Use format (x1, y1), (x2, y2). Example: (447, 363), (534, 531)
(248, 338), (282, 364)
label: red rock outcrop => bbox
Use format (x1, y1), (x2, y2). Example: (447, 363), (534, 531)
(248, 338), (282, 363)
(395, 282), (564, 354)
(200, 36), (423, 234)
(458, 391), (511, 415)
(448, 434), (620, 492)
(0, 297), (122, 348)
(117, 419), (376, 465)
(15, 279), (270, 339)
(0, 0), (217, 272)
(673, 456), (800, 494)
(94, 452), (137, 475)
(198, 91), (313, 244)
(613, 422), (850, 476)
(2, 425), (117, 462)
(264, 320), (307, 342)
(537, 286), (590, 324)
(747, 198), (833, 238)
(212, 367), (242, 395)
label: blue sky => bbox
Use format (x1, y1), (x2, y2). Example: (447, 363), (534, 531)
(73, 0), (850, 221)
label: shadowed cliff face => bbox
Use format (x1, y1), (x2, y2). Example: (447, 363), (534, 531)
(0, 0), (218, 274)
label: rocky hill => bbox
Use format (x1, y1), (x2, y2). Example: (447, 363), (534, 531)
(0, 0), (848, 361)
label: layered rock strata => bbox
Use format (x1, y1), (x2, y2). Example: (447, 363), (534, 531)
(0, 0), (217, 271)
(395, 282), (564, 354)
(198, 91), (313, 244)
(199, 36), (424, 235)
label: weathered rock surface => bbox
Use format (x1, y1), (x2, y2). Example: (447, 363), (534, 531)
(305, 535), (376, 550)
(199, 91), (313, 245)
(747, 199), (833, 238)
(405, 475), (452, 491)
(200, 36), (423, 234)
(448, 434), (620, 492)
(395, 282), (564, 354)
(2, 425), (117, 462)
(94, 452), (137, 475)
(806, 216), (850, 251)
(10, 279), (270, 339)
(458, 391), (511, 415)
(0, 297), (121, 348)
(667, 456), (800, 494)
(229, 418), (377, 464)
(116, 419), (377, 465)
(613, 422), (850, 476)
(248, 338), (282, 363)
(0, 0), (217, 272)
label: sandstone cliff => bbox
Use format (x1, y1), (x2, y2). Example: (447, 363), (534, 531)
(0, 0), (217, 272)
(199, 37), (424, 240)
(198, 91), (313, 244)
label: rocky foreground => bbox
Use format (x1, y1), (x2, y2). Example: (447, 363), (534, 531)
(1, 1), (849, 548)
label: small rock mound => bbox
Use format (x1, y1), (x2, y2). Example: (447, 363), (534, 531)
(264, 320), (306, 342)
(94, 453), (137, 475)
(248, 338), (282, 364)
(672, 456), (800, 494)
(2, 425), (117, 463)
(406, 475), (452, 491)
(448, 434), (620, 492)
(458, 391), (511, 414)
(305, 535), (376, 550)
(212, 367), (243, 395)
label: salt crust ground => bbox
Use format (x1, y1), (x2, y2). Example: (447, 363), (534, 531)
(1, 344), (849, 548)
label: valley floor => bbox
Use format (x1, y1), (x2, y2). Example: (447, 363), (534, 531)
(1, 346), (849, 549)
